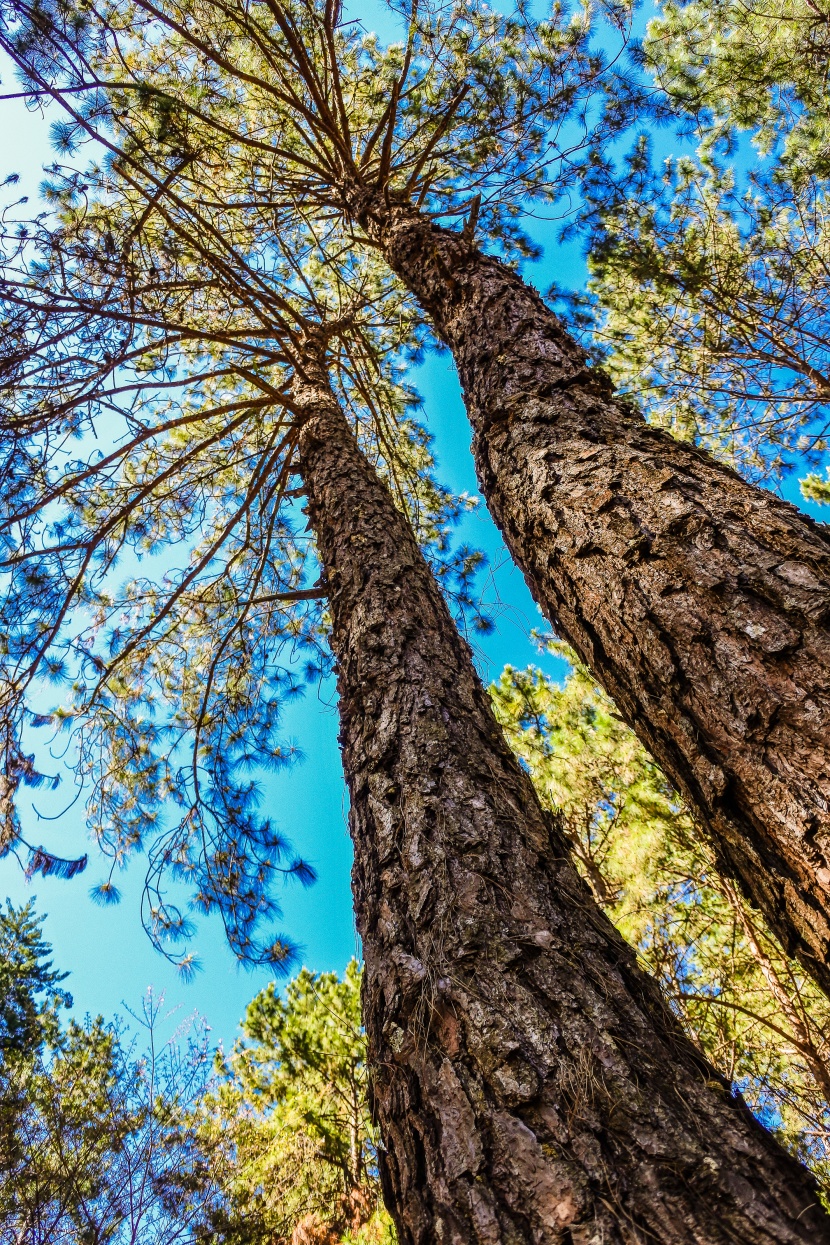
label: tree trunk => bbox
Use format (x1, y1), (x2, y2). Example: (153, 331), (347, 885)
(293, 354), (830, 1245)
(345, 189), (830, 1000)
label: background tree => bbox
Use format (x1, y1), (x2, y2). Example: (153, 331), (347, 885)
(0, 909), (393, 1245)
(0, 900), (227, 1244)
(0, 895), (71, 1055)
(207, 961), (394, 1245)
(577, 0), (830, 495)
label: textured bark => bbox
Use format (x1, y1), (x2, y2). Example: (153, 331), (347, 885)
(347, 190), (830, 999)
(293, 358), (830, 1245)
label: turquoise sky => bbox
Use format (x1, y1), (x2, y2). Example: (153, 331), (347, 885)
(1, 8), (827, 1053)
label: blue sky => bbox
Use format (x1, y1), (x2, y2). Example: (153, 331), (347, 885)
(1, 7), (828, 1053)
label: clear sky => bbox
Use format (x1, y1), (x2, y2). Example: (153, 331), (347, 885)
(1, 10), (827, 1053)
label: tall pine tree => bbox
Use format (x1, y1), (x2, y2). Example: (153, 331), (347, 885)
(290, 338), (830, 1242)
(5, 0), (830, 993)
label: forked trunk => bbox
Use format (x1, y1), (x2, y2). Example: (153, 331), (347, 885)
(347, 191), (830, 1000)
(293, 355), (829, 1245)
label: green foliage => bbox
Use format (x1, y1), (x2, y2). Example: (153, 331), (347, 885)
(491, 643), (830, 1189)
(232, 961), (365, 1139)
(802, 467), (830, 505)
(206, 961), (395, 1244)
(575, 0), (830, 492)
(0, 897), (70, 1053)
(0, 907), (393, 1243)
(0, 903), (227, 1243)
(584, 156), (830, 483)
(645, 0), (830, 173)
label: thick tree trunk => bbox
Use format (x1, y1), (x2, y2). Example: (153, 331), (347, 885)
(293, 356), (830, 1245)
(346, 190), (830, 1000)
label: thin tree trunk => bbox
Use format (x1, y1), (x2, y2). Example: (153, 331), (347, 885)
(293, 352), (830, 1245)
(345, 189), (830, 1000)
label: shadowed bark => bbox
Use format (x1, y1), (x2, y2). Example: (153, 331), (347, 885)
(293, 352), (830, 1245)
(344, 189), (830, 1001)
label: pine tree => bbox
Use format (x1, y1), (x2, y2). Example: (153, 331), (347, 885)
(3, 6), (830, 1231)
(207, 961), (394, 1244)
(289, 343), (830, 1242)
(0, 902), (226, 1243)
(5, 0), (830, 995)
(0, 897), (70, 1054)
(3, 180), (829, 1239)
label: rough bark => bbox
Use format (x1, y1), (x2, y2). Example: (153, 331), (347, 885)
(293, 357), (830, 1245)
(346, 190), (830, 1000)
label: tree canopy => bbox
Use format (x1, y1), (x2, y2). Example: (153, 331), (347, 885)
(575, 0), (830, 494)
(207, 961), (394, 1244)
